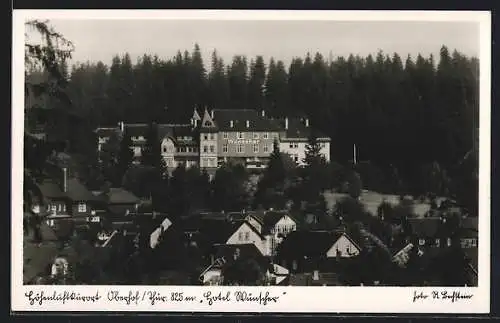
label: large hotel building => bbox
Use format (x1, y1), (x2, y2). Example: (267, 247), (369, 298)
(96, 108), (330, 174)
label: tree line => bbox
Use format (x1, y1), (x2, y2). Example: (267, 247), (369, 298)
(25, 39), (479, 214)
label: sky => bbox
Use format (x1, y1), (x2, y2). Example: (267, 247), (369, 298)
(29, 19), (480, 70)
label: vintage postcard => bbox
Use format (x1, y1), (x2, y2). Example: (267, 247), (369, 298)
(12, 10), (491, 313)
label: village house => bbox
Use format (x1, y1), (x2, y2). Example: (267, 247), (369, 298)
(244, 210), (298, 256)
(200, 244), (278, 286)
(278, 117), (331, 165)
(276, 230), (362, 274)
(101, 187), (141, 222)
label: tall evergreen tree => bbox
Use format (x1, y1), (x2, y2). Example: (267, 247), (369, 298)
(254, 139), (286, 209)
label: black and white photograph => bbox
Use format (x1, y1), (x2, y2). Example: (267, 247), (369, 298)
(13, 10), (491, 313)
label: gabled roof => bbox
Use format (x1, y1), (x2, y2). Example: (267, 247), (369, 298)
(199, 218), (242, 245)
(37, 180), (66, 200)
(192, 108), (202, 121)
(235, 220), (265, 240)
(246, 210), (297, 234)
(65, 178), (100, 202)
(201, 108), (216, 129)
(106, 188), (140, 205)
(212, 109), (282, 132)
(277, 230), (344, 258)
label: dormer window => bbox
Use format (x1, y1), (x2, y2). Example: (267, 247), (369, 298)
(230, 120), (234, 128)
(418, 238), (426, 246)
(246, 120), (250, 128)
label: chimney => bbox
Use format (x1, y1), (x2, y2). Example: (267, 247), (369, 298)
(285, 117), (289, 130)
(305, 118), (309, 127)
(62, 167), (68, 192)
(246, 120), (250, 128)
(230, 120), (234, 128)
(261, 110), (265, 117)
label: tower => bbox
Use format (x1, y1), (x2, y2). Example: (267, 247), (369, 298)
(199, 108), (218, 172)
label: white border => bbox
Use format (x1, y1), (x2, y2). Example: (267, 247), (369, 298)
(12, 10), (491, 313)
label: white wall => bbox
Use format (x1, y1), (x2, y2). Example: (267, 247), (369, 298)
(279, 141), (330, 166)
(226, 222), (266, 255)
(326, 234), (361, 258)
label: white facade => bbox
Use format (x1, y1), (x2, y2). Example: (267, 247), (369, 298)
(200, 132), (218, 168)
(226, 222), (266, 256)
(325, 233), (361, 258)
(161, 137), (176, 168)
(279, 140), (330, 166)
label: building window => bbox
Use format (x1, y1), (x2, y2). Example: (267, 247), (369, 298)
(238, 232), (243, 241)
(223, 144), (228, 153)
(202, 158), (208, 167)
(163, 147), (167, 153)
(447, 238), (452, 247)
(209, 145), (215, 153)
(78, 203), (87, 213)
(263, 145), (269, 153)
(435, 238), (441, 247)
(253, 144), (259, 153)
(51, 204), (57, 212)
(237, 144), (244, 153)
(203, 135), (208, 140)
(293, 154), (299, 162)
(418, 238), (426, 246)
(289, 143), (294, 149)
(237, 132), (244, 139)
(244, 232), (250, 241)
(253, 133), (259, 139)
(203, 145), (208, 153)
(223, 132), (228, 139)
(263, 132), (269, 139)
(210, 134), (215, 140)
(294, 143), (298, 148)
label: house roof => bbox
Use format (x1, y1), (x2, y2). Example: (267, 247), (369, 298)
(277, 230), (345, 258)
(212, 109), (283, 132)
(199, 218), (242, 245)
(106, 188), (140, 205)
(460, 217), (478, 232)
(65, 178), (99, 202)
(281, 118), (330, 140)
(407, 217), (443, 238)
(37, 180), (66, 200)
(95, 127), (120, 138)
(246, 210), (297, 234)
(124, 124), (148, 137)
(214, 243), (265, 260)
